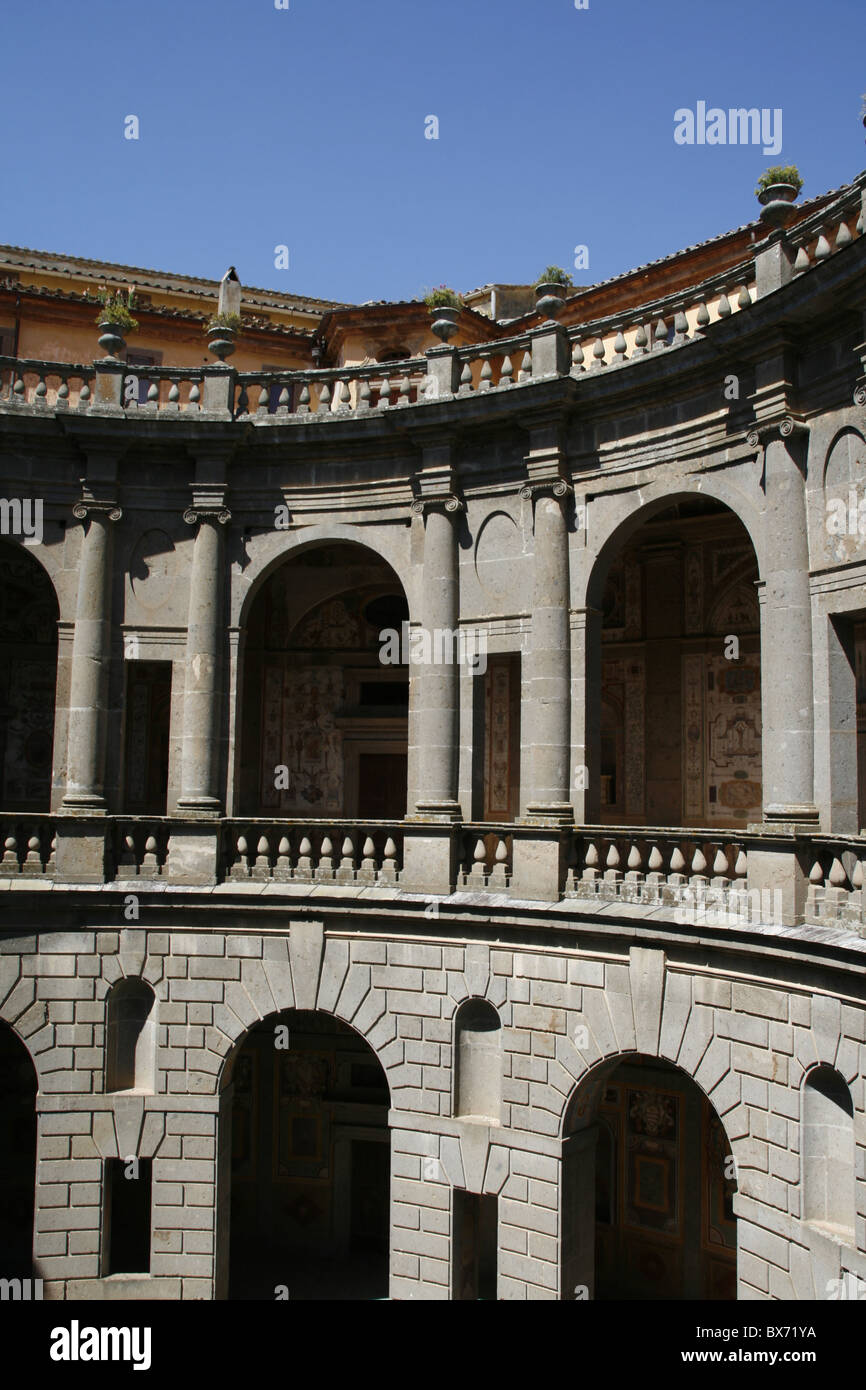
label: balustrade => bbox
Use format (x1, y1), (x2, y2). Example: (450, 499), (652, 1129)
(223, 821), (403, 885)
(0, 815), (56, 876)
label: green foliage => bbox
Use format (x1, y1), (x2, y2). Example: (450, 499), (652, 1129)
(535, 265), (574, 288)
(207, 313), (242, 333)
(96, 287), (138, 333)
(424, 286), (463, 309)
(755, 165), (803, 196)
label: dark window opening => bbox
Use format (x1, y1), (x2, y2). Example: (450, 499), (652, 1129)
(453, 1190), (498, 1300)
(104, 1157), (152, 1274)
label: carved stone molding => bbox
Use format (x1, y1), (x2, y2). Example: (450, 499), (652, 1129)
(72, 500), (122, 522)
(518, 478), (573, 501)
(183, 506), (231, 526)
(746, 415), (809, 448)
(410, 495), (464, 515)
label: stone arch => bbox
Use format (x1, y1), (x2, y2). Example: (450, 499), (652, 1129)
(453, 998), (502, 1122)
(582, 480), (766, 611)
(822, 425), (865, 491)
(217, 1003), (392, 1300)
(561, 1050), (738, 1300)
(0, 1017), (38, 1275)
(104, 977), (157, 1093)
(233, 522), (413, 632)
(235, 534), (411, 819)
(801, 1063), (855, 1241)
(580, 487), (763, 828)
(0, 537), (61, 813)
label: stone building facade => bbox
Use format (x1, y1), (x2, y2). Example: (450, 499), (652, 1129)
(1, 172), (866, 1300)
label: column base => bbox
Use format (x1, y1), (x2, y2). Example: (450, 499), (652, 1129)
(175, 799), (222, 818)
(523, 802), (574, 827)
(756, 804), (820, 833)
(61, 796), (107, 812)
(408, 801), (462, 823)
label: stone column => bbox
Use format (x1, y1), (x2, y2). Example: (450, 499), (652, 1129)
(402, 486), (463, 896)
(750, 419), (818, 826)
(511, 468), (573, 902)
(521, 479), (572, 818)
(177, 503), (230, 813)
(62, 498), (122, 808)
(410, 494), (463, 818)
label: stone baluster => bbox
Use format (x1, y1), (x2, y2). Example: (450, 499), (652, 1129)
(613, 330), (627, 364)
(603, 842), (622, 888)
(337, 379), (352, 411)
(295, 835), (313, 880)
(696, 303), (710, 330)
(380, 836), (398, 883)
(582, 840), (600, 884)
(318, 381), (331, 414)
(317, 834), (335, 880)
(479, 356), (493, 391)
(793, 246), (810, 275)
(654, 317), (668, 348)
(232, 834), (250, 879)
(252, 835), (271, 880)
(257, 380), (271, 415)
(297, 383), (311, 415)
(398, 373), (411, 406)
(500, 355), (514, 387)
(632, 324), (648, 358)
(377, 376), (391, 409)
(187, 381), (200, 412)
(717, 293), (731, 318)
(336, 833), (357, 883)
(468, 836), (488, 888)
(358, 836), (378, 883)
(518, 350), (532, 382)
(274, 835), (292, 881)
(63, 493), (122, 809)
(358, 379), (372, 411)
(177, 491), (230, 815)
(489, 836), (509, 889)
(458, 362), (473, 395)
(591, 337), (605, 368)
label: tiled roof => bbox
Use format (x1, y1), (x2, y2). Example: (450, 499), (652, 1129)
(0, 244), (348, 314)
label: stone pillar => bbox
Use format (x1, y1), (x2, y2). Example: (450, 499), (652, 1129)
(402, 482), (463, 896)
(512, 459), (573, 902)
(521, 479), (572, 818)
(62, 498), (122, 809)
(571, 606), (603, 823)
(750, 419), (818, 827)
(177, 502), (230, 813)
(410, 495), (463, 818)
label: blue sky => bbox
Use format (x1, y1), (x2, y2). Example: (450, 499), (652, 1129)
(1, 0), (863, 304)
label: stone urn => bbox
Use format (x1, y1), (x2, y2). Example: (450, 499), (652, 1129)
(534, 281), (568, 319)
(97, 319), (126, 358)
(758, 183), (800, 227)
(428, 305), (460, 343)
(207, 323), (236, 362)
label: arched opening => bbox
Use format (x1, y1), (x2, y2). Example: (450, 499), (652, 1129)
(590, 497), (761, 828)
(0, 1022), (38, 1274)
(238, 543), (409, 819)
(222, 1010), (391, 1300)
(563, 1055), (737, 1300)
(454, 999), (501, 1122)
(0, 541), (58, 811)
(803, 1065), (854, 1241)
(105, 978), (156, 1092)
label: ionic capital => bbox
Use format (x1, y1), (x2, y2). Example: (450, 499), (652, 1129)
(72, 500), (122, 522)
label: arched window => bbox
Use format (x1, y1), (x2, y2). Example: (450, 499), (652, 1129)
(803, 1065), (854, 1240)
(455, 999), (501, 1122)
(105, 979), (156, 1093)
